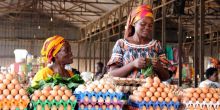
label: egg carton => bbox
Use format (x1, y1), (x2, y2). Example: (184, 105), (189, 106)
(30, 99), (77, 110)
(0, 107), (28, 110)
(78, 103), (122, 110)
(78, 100), (124, 106)
(116, 85), (138, 94)
(0, 99), (29, 110)
(78, 107), (122, 110)
(183, 101), (220, 109)
(128, 100), (180, 109)
(112, 77), (145, 86)
(75, 91), (123, 100)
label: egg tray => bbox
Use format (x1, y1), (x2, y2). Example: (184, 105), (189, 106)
(78, 107), (122, 110)
(78, 100), (123, 106)
(0, 107), (28, 110)
(30, 99), (77, 110)
(127, 100), (180, 109)
(0, 99), (29, 110)
(112, 78), (145, 86)
(183, 101), (220, 109)
(116, 85), (138, 94)
(78, 103), (123, 110)
(74, 91), (123, 100)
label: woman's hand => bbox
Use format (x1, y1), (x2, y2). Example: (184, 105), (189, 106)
(152, 58), (170, 81)
(152, 58), (161, 68)
(132, 57), (146, 69)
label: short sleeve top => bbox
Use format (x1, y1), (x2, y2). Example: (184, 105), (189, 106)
(107, 39), (166, 78)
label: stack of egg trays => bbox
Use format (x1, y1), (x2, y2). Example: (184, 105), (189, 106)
(78, 101), (123, 110)
(0, 99), (28, 110)
(128, 100), (180, 109)
(183, 101), (220, 109)
(30, 99), (77, 110)
(75, 91), (123, 101)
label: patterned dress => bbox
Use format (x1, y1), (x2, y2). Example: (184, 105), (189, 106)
(107, 39), (166, 78)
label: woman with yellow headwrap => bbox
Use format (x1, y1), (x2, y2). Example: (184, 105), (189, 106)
(107, 5), (170, 81)
(32, 35), (74, 86)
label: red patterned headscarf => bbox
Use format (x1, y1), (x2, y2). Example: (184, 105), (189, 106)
(41, 35), (65, 63)
(124, 5), (153, 39)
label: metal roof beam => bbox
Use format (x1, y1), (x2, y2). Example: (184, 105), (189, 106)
(43, 0), (118, 5)
(70, 2), (102, 16)
(43, 1), (90, 22)
(112, 0), (120, 4)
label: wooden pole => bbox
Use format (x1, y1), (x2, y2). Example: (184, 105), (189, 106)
(93, 42), (96, 73)
(194, 0), (199, 87)
(77, 42), (80, 70)
(85, 40), (88, 71)
(199, 0), (205, 81)
(89, 38), (92, 72)
(210, 27), (213, 56)
(178, 15), (183, 86)
(217, 32), (219, 59)
(162, 0), (166, 48)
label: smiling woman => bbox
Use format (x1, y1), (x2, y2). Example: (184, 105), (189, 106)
(31, 35), (74, 87)
(107, 5), (170, 81)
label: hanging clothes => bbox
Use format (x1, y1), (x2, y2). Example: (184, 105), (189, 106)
(165, 45), (174, 61)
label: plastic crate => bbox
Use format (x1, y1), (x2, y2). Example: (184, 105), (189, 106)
(78, 103), (123, 110)
(0, 99), (29, 110)
(128, 100), (180, 109)
(75, 91), (123, 101)
(31, 99), (77, 110)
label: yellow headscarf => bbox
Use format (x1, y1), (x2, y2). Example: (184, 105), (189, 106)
(41, 35), (65, 63)
(124, 5), (154, 39)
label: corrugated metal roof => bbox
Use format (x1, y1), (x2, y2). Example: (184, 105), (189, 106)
(0, 0), (129, 27)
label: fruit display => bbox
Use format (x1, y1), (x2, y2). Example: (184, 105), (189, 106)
(74, 79), (124, 110)
(182, 87), (220, 110)
(0, 73), (30, 110)
(128, 77), (180, 110)
(30, 85), (76, 110)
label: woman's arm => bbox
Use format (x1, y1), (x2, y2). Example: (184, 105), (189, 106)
(154, 67), (170, 81)
(109, 63), (135, 77)
(153, 61), (170, 81)
(109, 57), (147, 77)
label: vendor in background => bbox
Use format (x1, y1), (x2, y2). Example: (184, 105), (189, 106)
(199, 67), (220, 88)
(210, 58), (220, 69)
(94, 62), (106, 80)
(32, 35), (74, 87)
(107, 5), (170, 81)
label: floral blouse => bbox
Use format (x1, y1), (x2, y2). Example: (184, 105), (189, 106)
(107, 39), (167, 78)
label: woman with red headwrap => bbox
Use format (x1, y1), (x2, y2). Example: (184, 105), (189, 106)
(32, 35), (74, 86)
(107, 5), (170, 81)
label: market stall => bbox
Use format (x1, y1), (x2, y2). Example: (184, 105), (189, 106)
(0, 72), (219, 110)
(0, 0), (219, 110)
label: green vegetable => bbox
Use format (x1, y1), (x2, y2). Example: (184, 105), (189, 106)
(27, 74), (84, 95)
(141, 59), (153, 77)
(141, 65), (153, 77)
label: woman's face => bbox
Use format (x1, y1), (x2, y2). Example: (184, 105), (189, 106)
(134, 16), (153, 39)
(210, 72), (218, 82)
(55, 41), (73, 64)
